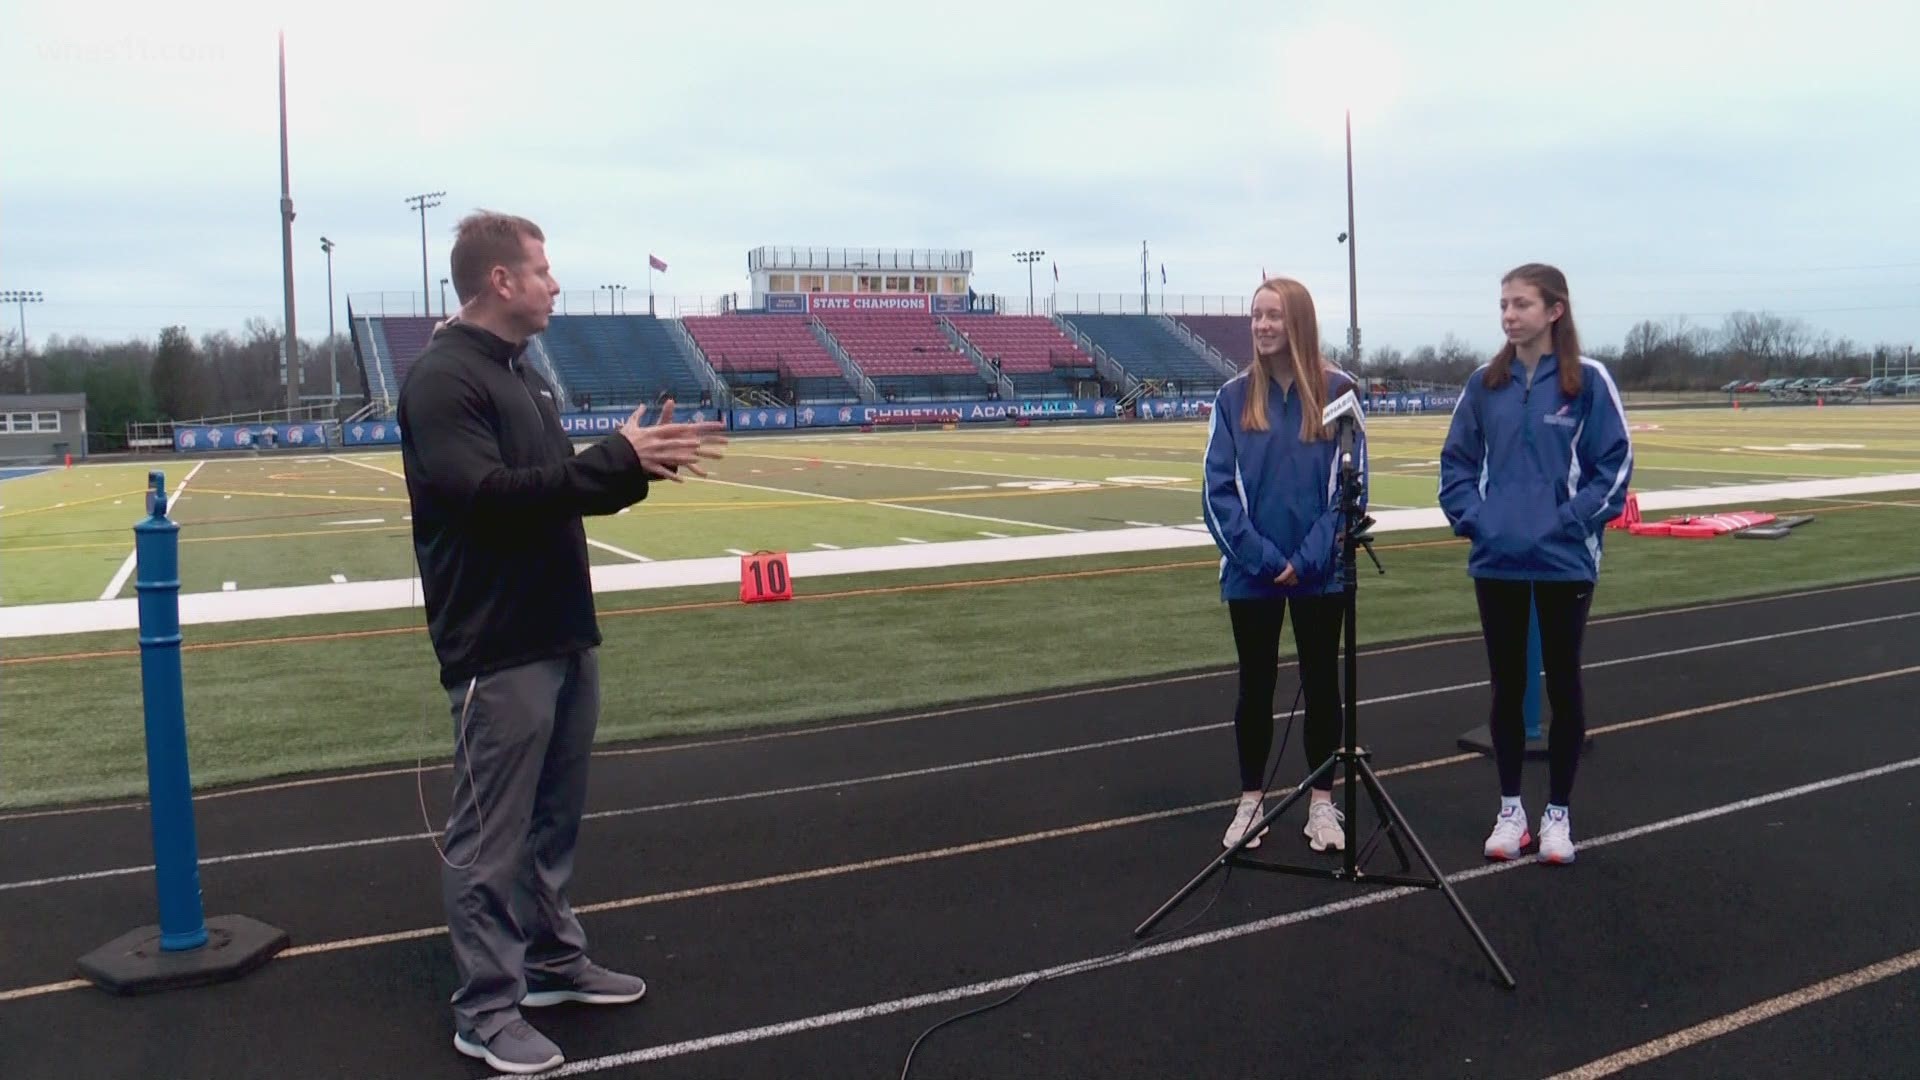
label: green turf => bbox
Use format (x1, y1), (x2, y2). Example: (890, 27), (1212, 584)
(4, 497), (1916, 808)
(6, 406), (1919, 605)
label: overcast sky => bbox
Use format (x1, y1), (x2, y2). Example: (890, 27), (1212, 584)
(4, 0), (1917, 356)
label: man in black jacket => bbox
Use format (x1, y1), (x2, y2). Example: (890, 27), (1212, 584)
(398, 210), (725, 1075)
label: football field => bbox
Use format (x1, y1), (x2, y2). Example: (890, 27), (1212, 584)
(3, 405), (1918, 607)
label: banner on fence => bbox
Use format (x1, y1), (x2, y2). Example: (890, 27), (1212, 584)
(173, 423), (330, 452)
(789, 398), (1117, 428)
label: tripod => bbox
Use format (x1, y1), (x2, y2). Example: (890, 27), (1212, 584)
(1134, 414), (1516, 990)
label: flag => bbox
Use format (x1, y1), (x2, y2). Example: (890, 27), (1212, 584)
(1160, 263), (1166, 285)
(648, 254), (668, 272)
(1052, 261), (1059, 283)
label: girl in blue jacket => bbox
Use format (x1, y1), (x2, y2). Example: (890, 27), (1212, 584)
(1204, 277), (1365, 853)
(1439, 263), (1633, 865)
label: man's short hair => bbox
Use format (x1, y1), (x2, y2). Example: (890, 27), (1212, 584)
(449, 211), (545, 304)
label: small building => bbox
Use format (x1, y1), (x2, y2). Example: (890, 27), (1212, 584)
(0, 393), (88, 461)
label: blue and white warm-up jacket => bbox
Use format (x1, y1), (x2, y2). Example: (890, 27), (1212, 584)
(1438, 354), (1634, 582)
(1202, 369), (1365, 601)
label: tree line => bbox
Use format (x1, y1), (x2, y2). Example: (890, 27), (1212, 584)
(1331, 312), (1911, 391)
(0, 321), (360, 449)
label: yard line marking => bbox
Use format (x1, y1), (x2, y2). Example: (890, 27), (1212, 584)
(896, 537), (927, 544)
(586, 538), (652, 563)
(1124, 521), (1163, 528)
(725, 548), (750, 556)
(329, 574), (347, 584)
(812, 542), (841, 550)
(221, 582), (236, 592)
(736, 451), (1136, 488)
(338, 457), (406, 481)
(100, 460), (205, 600)
(977, 530), (1008, 538)
(696, 475), (1080, 534)
(326, 518), (385, 526)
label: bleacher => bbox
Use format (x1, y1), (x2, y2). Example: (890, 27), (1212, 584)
(535, 315), (705, 407)
(383, 317), (437, 391)
(815, 310), (986, 401)
(681, 315), (856, 401)
(1060, 314), (1227, 392)
(351, 317), (398, 405)
(945, 315), (1090, 398)
(1174, 315), (1254, 368)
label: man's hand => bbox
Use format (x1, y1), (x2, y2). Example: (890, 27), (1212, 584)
(1273, 563), (1298, 587)
(619, 400), (728, 482)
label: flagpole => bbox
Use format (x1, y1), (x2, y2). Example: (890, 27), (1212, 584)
(648, 264), (654, 316)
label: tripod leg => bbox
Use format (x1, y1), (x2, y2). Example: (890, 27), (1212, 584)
(1352, 759), (1518, 990)
(1133, 757), (1338, 940)
(1356, 768), (1414, 872)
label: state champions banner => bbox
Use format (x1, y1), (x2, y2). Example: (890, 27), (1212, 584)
(763, 293), (932, 315)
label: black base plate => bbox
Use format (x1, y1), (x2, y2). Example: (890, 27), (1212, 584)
(78, 915), (289, 996)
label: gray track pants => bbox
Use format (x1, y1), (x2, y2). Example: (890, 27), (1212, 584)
(440, 649), (599, 1039)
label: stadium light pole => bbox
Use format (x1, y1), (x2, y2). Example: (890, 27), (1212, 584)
(1337, 108), (1361, 370)
(278, 31), (300, 411)
(406, 191), (445, 317)
(601, 284), (626, 316)
(1013, 251), (1044, 316)
(439, 277), (449, 317)
(319, 239), (338, 403)
(0, 290), (43, 393)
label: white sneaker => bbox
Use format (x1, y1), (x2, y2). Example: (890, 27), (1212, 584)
(1483, 805), (1531, 861)
(1303, 800), (1346, 852)
(1539, 807), (1576, 865)
(1222, 793), (1268, 850)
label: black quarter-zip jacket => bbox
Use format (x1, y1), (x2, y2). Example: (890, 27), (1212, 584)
(397, 320), (650, 687)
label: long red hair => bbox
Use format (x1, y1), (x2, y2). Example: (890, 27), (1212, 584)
(1243, 276), (1335, 441)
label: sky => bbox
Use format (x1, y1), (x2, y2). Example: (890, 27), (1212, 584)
(3, 0), (1918, 357)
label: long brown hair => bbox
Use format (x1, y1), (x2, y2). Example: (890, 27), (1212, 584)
(1243, 277), (1334, 441)
(1485, 263), (1583, 398)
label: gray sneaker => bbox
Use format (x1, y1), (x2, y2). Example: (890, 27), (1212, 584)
(453, 1019), (563, 1075)
(522, 963), (648, 1007)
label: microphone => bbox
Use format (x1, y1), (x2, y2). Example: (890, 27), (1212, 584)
(1321, 389), (1364, 430)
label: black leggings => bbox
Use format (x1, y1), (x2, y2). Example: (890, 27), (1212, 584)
(1474, 579), (1595, 806)
(1228, 595), (1344, 792)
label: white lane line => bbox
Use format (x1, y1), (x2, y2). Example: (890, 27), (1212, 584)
(6, 659), (1912, 896)
(503, 757), (1920, 1077)
(5, 577), (1912, 825)
(4, 726), (1913, 1009)
(586, 538), (652, 563)
(100, 460), (205, 600)
(1543, 946), (1920, 1080)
